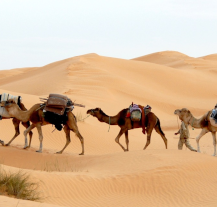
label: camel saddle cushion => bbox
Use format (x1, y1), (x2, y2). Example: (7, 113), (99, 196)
(45, 94), (68, 115)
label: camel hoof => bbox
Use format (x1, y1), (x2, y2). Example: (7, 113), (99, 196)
(23, 146), (29, 149)
(124, 149), (128, 152)
(1, 142), (5, 146)
(212, 154), (216, 157)
(79, 152), (84, 155)
(55, 151), (62, 154)
(36, 150), (42, 153)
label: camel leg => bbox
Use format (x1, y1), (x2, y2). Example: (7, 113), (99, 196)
(67, 114), (84, 155)
(125, 131), (129, 151)
(71, 127), (84, 155)
(5, 118), (20, 146)
(23, 124), (35, 149)
(196, 128), (209, 153)
(143, 123), (155, 150)
(56, 125), (71, 154)
(22, 121), (33, 148)
(115, 129), (126, 151)
(36, 124), (43, 153)
(0, 140), (4, 146)
(211, 132), (216, 156)
(154, 122), (167, 149)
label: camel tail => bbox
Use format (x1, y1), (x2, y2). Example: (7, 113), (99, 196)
(156, 119), (165, 136)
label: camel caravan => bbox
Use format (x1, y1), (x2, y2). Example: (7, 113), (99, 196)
(1, 92), (217, 156)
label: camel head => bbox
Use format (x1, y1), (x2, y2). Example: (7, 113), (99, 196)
(174, 108), (192, 124)
(3, 99), (20, 116)
(87, 108), (103, 119)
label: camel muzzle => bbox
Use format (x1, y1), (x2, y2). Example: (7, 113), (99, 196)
(174, 109), (181, 115)
(87, 109), (94, 115)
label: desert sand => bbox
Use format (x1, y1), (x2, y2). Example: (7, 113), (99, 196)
(1, 51), (217, 206)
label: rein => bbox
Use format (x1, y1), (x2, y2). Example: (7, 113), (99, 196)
(78, 114), (91, 122)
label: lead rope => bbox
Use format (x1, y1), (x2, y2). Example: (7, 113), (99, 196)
(108, 116), (110, 132)
(78, 114), (91, 122)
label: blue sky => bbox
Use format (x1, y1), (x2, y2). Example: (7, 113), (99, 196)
(0, 0), (217, 69)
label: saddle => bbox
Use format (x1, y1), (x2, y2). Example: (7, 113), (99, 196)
(42, 94), (74, 131)
(44, 94), (69, 116)
(127, 103), (152, 134)
(211, 108), (217, 123)
(41, 94), (84, 131)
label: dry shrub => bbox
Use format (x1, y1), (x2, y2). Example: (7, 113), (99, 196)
(0, 167), (41, 201)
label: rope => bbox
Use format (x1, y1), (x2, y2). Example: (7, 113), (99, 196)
(52, 127), (56, 133)
(78, 114), (91, 122)
(108, 116), (111, 132)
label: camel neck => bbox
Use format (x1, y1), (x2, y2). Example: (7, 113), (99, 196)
(97, 112), (118, 125)
(12, 104), (40, 123)
(188, 115), (203, 128)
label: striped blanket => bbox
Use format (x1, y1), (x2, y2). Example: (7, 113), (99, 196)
(0, 93), (22, 118)
(0, 93), (21, 104)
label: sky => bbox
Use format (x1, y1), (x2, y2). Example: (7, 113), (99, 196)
(0, 0), (217, 70)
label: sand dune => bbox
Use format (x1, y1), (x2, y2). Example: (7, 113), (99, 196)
(133, 50), (217, 70)
(200, 53), (217, 61)
(1, 51), (217, 206)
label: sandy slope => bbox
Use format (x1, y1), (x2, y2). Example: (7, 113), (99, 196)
(1, 51), (217, 206)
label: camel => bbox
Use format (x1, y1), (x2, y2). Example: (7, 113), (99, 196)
(174, 108), (217, 156)
(87, 107), (167, 151)
(0, 103), (33, 147)
(3, 99), (84, 154)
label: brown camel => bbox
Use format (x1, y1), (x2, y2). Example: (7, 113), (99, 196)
(3, 100), (84, 154)
(174, 108), (217, 156)
(87, 108), (167, 151)
(0, 103), (33, 147)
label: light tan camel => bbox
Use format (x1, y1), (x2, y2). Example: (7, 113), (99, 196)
(87, 108), (167, 151)
(174, 108), (217, 156)
(0, 103), (33, 147)
(3, 100), (84, 154)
